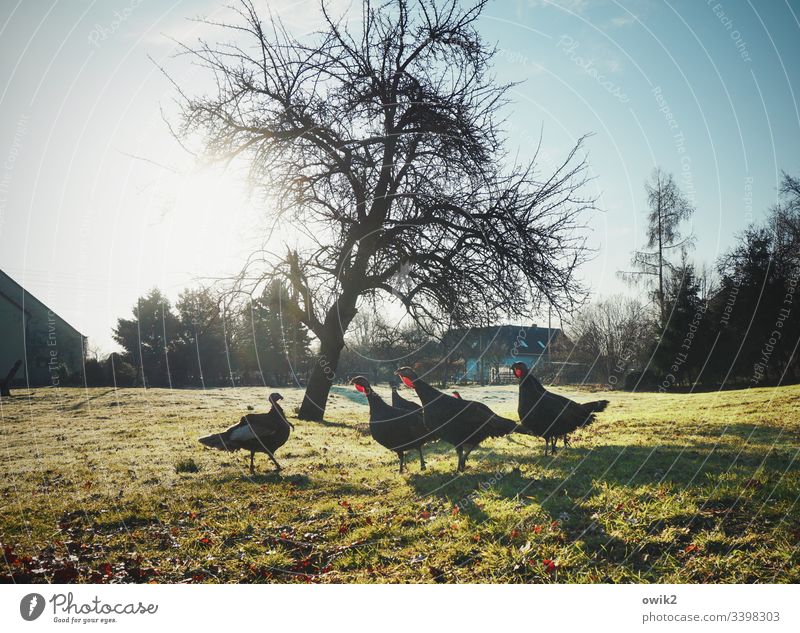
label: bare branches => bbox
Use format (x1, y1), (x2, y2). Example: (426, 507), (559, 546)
(618, 167), (695, 320)
(171, 0), (595, 337)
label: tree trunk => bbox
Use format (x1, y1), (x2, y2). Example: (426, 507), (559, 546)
(0, 360), (22, 397)
(296, 257), (361, 421)
(298, 322), (350, 421)
(657, 196), (665, 325)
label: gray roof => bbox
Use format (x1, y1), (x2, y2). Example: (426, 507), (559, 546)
(0, 268), (85, 339)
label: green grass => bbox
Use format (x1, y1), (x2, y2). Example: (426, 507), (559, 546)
(1, 383), (799, 583)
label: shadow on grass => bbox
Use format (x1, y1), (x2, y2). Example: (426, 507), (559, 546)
(692, 422), (800, 445)
(407, 467), (557, 523)
(307, 418), (358, 431)
(407, 438), (794, 527)
(543, 442), (795, 490)
(211, 471), (312, 486)
(68, 389), (118, 410)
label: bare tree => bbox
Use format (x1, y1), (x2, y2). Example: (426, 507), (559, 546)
(568, 295), (652, 388)
(172, 0), (595, 419)
(695, 261), (718, 302)
(772, 171), (800, 259)
(619, 168), (694, 323)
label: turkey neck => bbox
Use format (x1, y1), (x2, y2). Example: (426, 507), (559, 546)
(519, 373), (544, 394)
(270, 400), (291, 426)
(365, 390), (391, 413)
(408, 378), (443, 406)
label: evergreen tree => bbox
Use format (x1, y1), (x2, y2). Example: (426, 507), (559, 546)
(175, 287), (232, 386)
(234, 281), (311, 386)
(653, 263), (706, 386)
(113, 289), (180, 387)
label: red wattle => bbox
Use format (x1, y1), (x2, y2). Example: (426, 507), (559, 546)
(401, 376), (415, 389)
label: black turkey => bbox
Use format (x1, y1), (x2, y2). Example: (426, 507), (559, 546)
(390, 382), (422, 412)
(511, 362), (608, 455)
(199, 392), (293, 473)
(353, 376), (430, 472)
(395, 367), (518, 472)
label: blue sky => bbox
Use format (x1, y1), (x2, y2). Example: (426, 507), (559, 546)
(0, 0), (798, 352)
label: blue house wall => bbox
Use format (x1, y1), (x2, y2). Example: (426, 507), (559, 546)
(447, 324), (562, 383)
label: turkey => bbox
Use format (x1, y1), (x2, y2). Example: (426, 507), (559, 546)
(352, 376), (430, 472)
(511, 362), (609, 455)
(395, 367), (518, 472)
(452, 391), (462, 399)
(390, 381), (422, 412)
(199, 393), (294, 473)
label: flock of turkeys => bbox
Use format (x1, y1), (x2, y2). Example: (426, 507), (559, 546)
(198, 363), (609, 474)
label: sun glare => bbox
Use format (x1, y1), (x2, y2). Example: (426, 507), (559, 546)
(142, 165), (264, 286)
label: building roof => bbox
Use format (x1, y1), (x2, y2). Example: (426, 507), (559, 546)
(444, 324), (563, 358)
(0, 268), (85, 339)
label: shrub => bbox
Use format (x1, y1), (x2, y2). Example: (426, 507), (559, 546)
(624, 369), (659, 391)
(104, 354), (137, 387)
(175, 458), (199, 473)
(84, 358), (105, 386)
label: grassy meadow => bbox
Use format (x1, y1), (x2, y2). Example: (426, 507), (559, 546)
(1, 383), (799, 583)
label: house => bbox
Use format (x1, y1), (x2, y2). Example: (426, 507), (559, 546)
(0, 269), (86, 386)
(443, 324), (566, 383)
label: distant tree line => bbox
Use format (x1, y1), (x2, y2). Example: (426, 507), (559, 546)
(76, 169), (800, 392)
(81, 281), (311, 388)
(567, 170), (800, 390)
